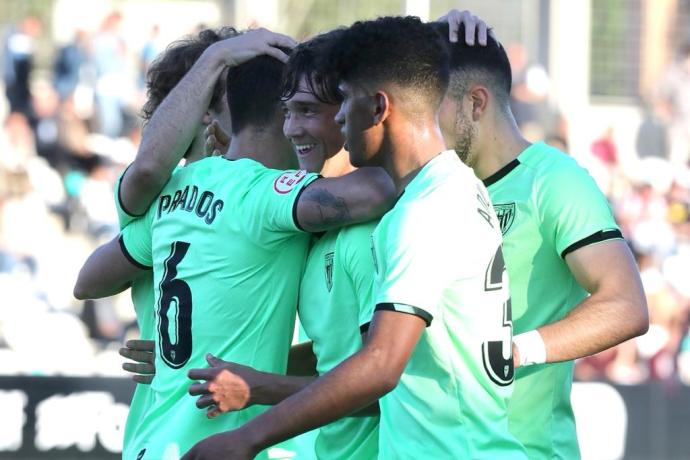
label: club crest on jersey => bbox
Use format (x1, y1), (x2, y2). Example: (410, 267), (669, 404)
(494, 202), (516, 235)
(324, 251), (334, 292)
(274, 169), (308, 194)
(370, 235), (378, 274)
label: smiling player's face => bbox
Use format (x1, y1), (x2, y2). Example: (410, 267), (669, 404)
(283, 76), (344, 173)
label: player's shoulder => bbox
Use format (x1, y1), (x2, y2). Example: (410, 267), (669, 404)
(339, 219), (378, 239)
(518, 142), (581, 175)
(521, 142), (599, 192)
(180, 157), (272, 188)
(336, 219), (378, 251)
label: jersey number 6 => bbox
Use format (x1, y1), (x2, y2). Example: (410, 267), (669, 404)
(158, 241), (193, 369)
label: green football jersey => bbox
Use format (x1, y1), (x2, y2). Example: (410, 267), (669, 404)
(119, 157), (318, 459)
(299, 221), (379, 460)
(371, 151), (526, 459)
(484, 142), (622, 460)
(114, 166), (160, 460)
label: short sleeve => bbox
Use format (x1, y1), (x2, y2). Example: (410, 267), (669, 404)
(373, 211), (454, 326)
(243, 168), (320, 235)
(114, 165), (142, 229)
(537, 164), (622, 258)
(119, 207), (154, 269)
(340, 223), (377, 331)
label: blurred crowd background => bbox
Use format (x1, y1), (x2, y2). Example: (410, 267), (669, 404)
(0, 0), (689, 389)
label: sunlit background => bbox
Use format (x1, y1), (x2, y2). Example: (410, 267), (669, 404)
(0, 1), (689, 459)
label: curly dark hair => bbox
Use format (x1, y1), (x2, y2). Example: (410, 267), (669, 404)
(141, 26), (239, 122)
(329, 16), (449, 109)
(431, 22), (512, 111)
(281, 28), (345, 105)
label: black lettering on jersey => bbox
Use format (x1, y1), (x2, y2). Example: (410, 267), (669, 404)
(196, 191), (214, 218)
(156, 186), (222, 225)
(205, 199), (224, 224)
(158, 194), (171, 218)
(136, 448), (146, 460)
(169, 190), (182, 212)
(174, 185), (189, 211)
(476, 185), (494, 228)
(186, 185), (199, 211)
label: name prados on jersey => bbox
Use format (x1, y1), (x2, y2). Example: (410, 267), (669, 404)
(157, 185), (224, 225)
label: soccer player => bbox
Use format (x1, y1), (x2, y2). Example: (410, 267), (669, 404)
(183, 16), (526, 460)
(433, 21), (648, 459)
(74, 29), (395, 459)
(186, 29), (381, 460)
(110, 26), (240, 459)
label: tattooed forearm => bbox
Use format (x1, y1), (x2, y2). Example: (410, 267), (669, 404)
(300, 187), (351, 229)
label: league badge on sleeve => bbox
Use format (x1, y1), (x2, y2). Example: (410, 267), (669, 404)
(274, 169), (308, 194)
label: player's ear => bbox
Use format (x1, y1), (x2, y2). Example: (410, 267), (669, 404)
(373, 91), (391, 125)
(468, 85), (489, 121)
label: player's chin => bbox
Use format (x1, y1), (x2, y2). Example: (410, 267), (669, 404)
(347, 150), (366, 168)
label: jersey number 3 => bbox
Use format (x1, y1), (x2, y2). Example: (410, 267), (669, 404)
(481, 245), (514, 386)
(158, 241), (193, 369)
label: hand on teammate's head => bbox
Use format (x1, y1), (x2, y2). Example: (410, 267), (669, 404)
(203, 119), (230, 157)
(208, 28), (297, 67)
(436, 9), (488, 45)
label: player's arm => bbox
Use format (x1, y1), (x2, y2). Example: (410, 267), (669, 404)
(514, 239), (648, 366)
(188, 334), (378, 418)
(120, 29), (296, 216)
(295, 167), (396, 233)
(188, 354), (318, 418)
(73, 236), (149, 299)
(287, 341), (317, 376)
(183, 310), (424, 459)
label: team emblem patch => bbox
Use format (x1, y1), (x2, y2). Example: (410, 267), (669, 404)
(370, 235), (378, 274)
(274, 169), (308, 194)
(324, 251), (334, 292)
(494, 202), (516, 235)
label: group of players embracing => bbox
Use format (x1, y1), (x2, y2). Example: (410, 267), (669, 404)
(75, 8), (648, 460)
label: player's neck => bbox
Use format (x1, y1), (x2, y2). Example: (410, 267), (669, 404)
(225, 128), (294, 170)
(384, 121), (447, 193)
(473, 114), (531, 180)
(184, 127), (211, 165)
(320, 149), (355, 178)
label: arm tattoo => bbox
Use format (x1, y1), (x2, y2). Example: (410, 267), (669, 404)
(301, 187), (351, 228)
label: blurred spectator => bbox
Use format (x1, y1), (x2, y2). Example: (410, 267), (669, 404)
(92, 11), (128, 138)
(139, 24), (163, 90)
(636, 100), (670, 160)
(53, 29), (90, 102)
(591, 126), (618, 167)
(32, 82), (61, 169)
(56, 95), (94, 172)
(658, 43), (690, 167)
(1, 16), (41, 119)
(78, 156), (118, 239)
(506, 42), (567, 142)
